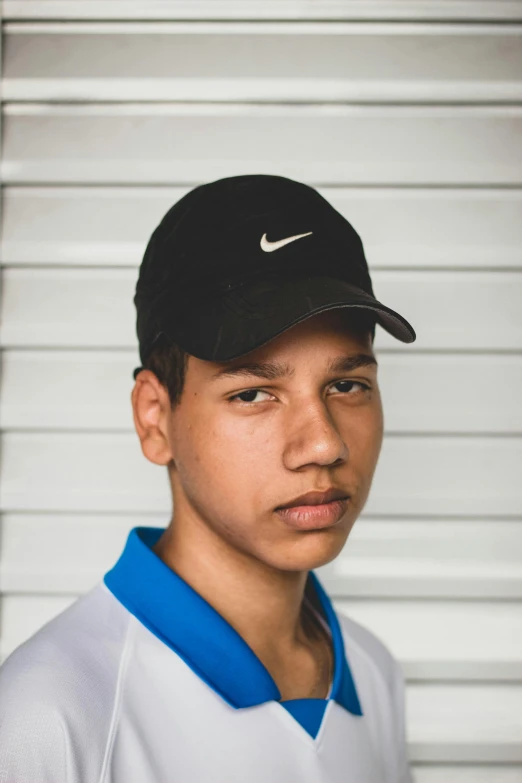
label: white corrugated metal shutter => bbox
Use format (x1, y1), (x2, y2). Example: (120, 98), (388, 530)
(1, 2), (521, 780)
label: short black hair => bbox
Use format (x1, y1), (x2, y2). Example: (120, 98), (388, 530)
(144, 333), (189, 407)
(145, 311), (376, 407)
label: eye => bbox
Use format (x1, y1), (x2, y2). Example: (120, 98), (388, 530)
(328, 380), (371, 396)
(229, 388), (274, 404)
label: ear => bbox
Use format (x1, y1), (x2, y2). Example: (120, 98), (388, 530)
(131, 370), (174, 466)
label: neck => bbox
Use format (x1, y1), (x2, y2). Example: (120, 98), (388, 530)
(152, 508), (309, 665)
(152, 480), (336, 701)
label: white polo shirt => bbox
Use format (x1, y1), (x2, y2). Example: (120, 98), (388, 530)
(0, 526), (413, 783)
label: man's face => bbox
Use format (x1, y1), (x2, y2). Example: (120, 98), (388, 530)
(166, 310), (384, 572)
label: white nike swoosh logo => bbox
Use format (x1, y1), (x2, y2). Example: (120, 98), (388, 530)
(260, 231), (313, 252)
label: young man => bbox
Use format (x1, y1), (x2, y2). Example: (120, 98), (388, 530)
(0, 174), (416, 782)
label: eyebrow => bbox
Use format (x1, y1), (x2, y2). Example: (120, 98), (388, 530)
(211, 353), (377, 382)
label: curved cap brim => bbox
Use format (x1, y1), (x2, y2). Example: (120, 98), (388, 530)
(169, 275), (416, 362)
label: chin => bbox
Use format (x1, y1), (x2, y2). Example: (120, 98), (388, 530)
(264, 526), (351, 573)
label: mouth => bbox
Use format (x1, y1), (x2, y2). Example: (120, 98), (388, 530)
(275, 488), (350, 530)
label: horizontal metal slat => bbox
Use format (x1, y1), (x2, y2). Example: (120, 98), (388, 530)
(3, 105), (521, 185)
(1, 432), (520, 515)
(412, 768), (522, 783)
(3, 187), (521, 269)
(320, 518), (522, 599)
(405, 683), (522, 763)
(4, 24), (522, 103)
(3, 1), (522, 22)
(0, 594), (77, 662)
(335, 600), (522, 681)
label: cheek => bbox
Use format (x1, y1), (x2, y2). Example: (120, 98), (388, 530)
(341, 400), (384, 471)
(170, 410), (282, 553)
(354, 403), (384, 485)
(213, 408), (279, 456)
(174, 410), (277, 499)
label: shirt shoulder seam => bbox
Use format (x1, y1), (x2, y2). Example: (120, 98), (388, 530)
(59, 707), (71, 783)
(97, 609), (135, 783)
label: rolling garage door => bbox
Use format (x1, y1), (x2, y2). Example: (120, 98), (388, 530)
(0, 2), (521, 780)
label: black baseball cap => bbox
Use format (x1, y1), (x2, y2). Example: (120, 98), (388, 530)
(133, 174), (415, 378)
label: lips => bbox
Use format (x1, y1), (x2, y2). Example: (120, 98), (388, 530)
(277, 487), (349, 509)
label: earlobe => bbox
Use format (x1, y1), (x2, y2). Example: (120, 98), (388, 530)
(131, 371), (174, 466)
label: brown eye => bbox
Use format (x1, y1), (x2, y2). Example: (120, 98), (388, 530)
(328, 380), (370, 395)
(229, 389), (273, 404)
(237, 390), (260, 402)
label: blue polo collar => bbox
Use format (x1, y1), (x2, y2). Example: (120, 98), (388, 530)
(104, 527), (363, 737)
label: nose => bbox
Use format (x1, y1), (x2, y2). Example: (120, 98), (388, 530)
(282, 398), (349, 471)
